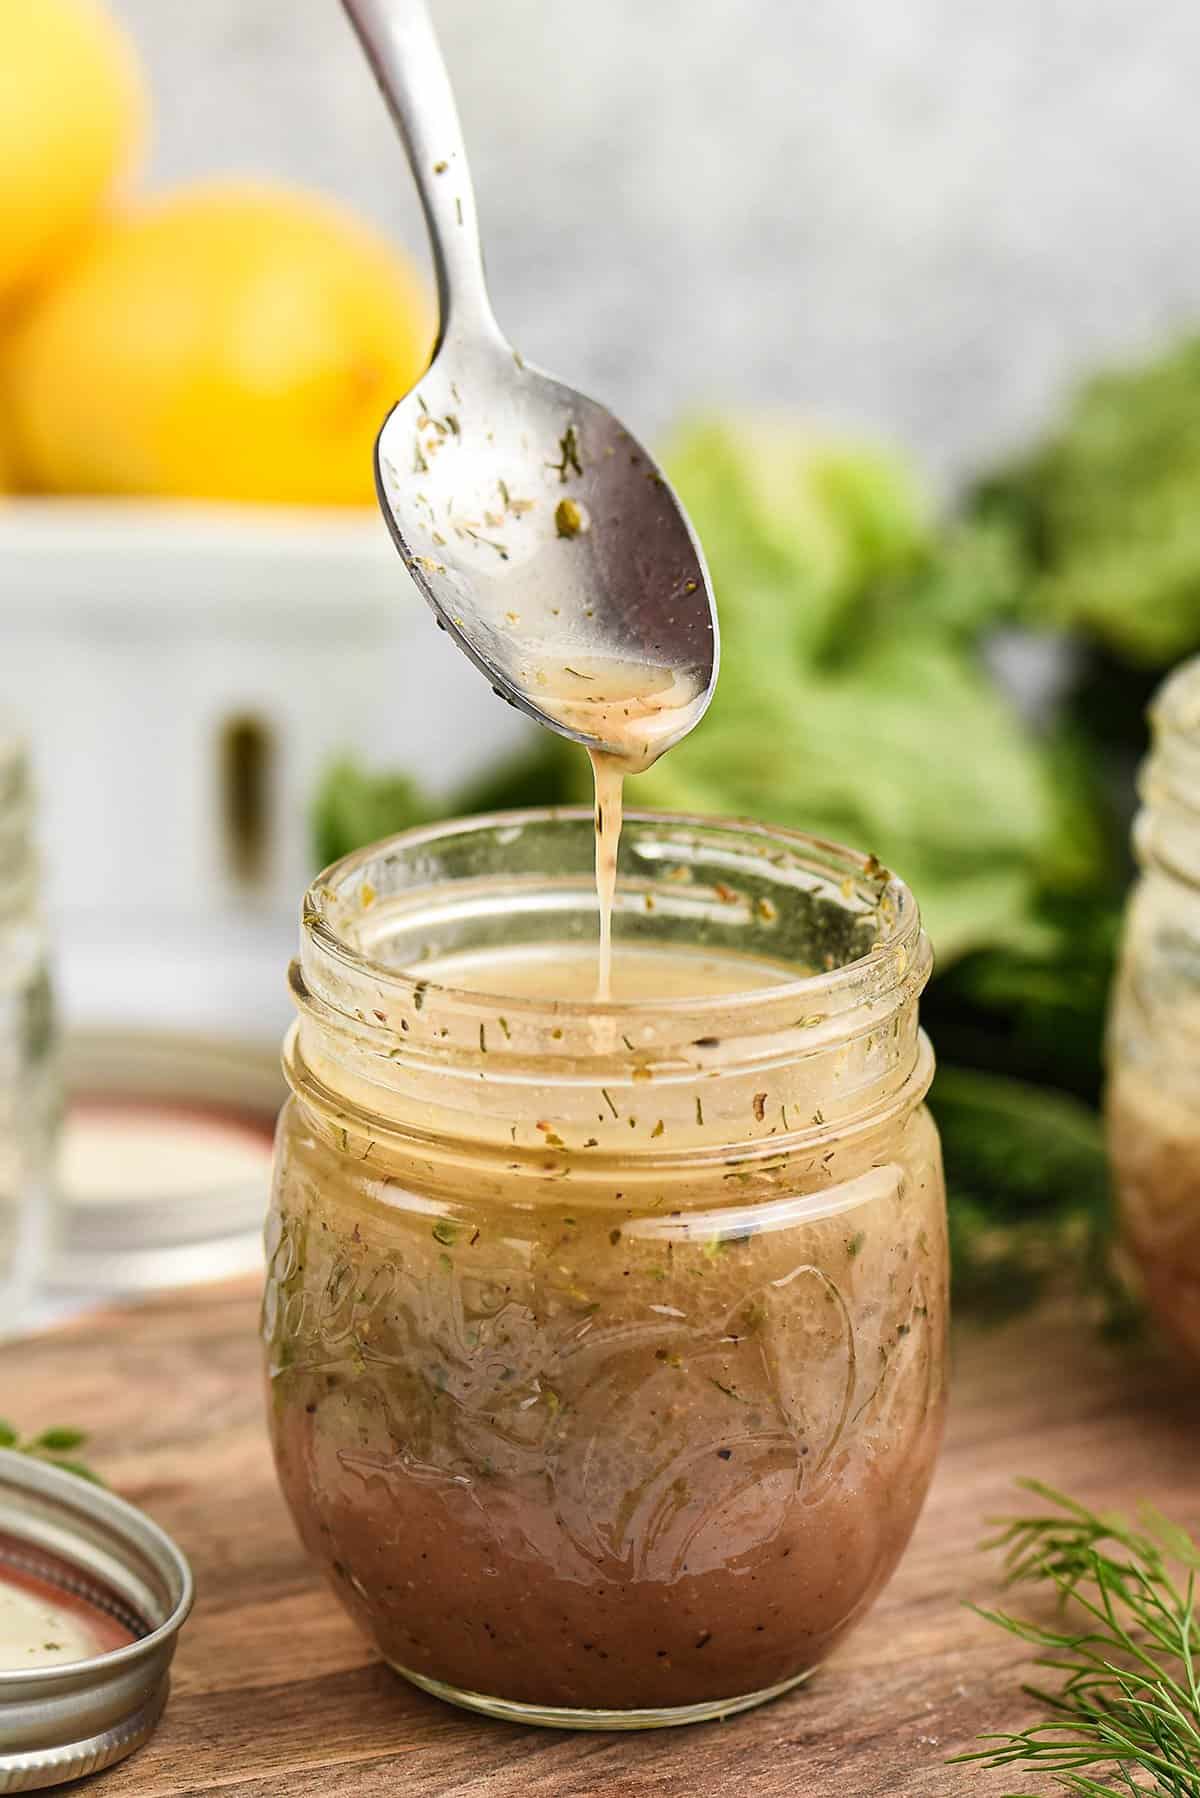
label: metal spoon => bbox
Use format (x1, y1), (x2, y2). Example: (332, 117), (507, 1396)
(340, 0), (718, 764)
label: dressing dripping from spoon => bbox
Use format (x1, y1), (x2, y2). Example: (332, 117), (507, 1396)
(340, 0), (717, 1000)
(534, 657), (708, 997)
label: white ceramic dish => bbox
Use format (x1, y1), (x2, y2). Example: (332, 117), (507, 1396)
(0, 500), (530, 1044)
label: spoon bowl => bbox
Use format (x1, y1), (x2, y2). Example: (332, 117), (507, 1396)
(343, 0), (718, 761)
(376, 337), (716, 755)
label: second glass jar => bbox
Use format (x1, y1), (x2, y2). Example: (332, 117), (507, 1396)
(1107, 656), (1200, 1359)
(263, 810), (948, 1728)
(0, 729), (58, 1329)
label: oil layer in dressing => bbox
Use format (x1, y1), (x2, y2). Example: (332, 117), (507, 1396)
(533, 656), (707, 999)
(416, 938), (791, 1003)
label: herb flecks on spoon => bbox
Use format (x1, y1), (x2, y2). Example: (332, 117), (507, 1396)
(956, 1479), (1200, 1795)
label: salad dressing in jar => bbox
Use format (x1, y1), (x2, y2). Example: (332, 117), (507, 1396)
(263, 809), (948, 1728)
(1108, 657), (1200, 1357)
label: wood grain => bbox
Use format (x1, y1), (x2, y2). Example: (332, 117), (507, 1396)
(7, 1282), (1198, 1797)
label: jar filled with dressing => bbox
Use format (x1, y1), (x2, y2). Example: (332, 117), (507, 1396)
(1108, 656), (1200, 1358)
(263, 808), (948, 1728)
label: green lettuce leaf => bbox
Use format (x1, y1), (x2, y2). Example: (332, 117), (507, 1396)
(623, 418), (1103, 961)
(312, 757), (432, 869)
(663, 416), (934, 665)
(981, 334), (1200, 665)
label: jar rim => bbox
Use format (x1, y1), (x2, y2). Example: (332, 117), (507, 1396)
(301, 806), (926, 1035)
(292, 809), (932, 1171)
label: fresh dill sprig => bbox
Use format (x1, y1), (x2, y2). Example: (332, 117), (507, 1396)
(0, 1421), (102, 1485)
(954, 1478), (1200, 1796)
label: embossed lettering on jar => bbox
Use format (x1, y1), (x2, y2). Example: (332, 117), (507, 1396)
(263, 811), (949, 1729)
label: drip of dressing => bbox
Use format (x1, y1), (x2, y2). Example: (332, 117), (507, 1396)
(533, 657), (707, 998)
(588, 750), (623, 1000)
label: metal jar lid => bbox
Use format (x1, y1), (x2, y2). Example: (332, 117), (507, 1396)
(0, 1449), (194, 1792)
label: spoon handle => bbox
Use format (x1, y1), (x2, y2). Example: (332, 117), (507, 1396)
(340, 0), (496, 346)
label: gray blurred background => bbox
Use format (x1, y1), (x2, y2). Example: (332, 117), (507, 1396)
(110, 0), (1200, 488)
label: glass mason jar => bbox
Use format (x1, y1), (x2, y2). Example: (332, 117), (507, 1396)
(1108, 657), (1200, 1359)
(0, 730), (59, 1326)
(263, 810), (948, 1729)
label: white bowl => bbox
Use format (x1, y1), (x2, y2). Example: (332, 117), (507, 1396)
(0, 500), (530, 1043)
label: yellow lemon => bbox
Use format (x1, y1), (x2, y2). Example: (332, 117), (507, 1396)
(0, 0), (145, 308)
(5, 182), (434, 505)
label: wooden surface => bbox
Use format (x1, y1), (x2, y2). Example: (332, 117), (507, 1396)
(10, 1281), (1199, 1797)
